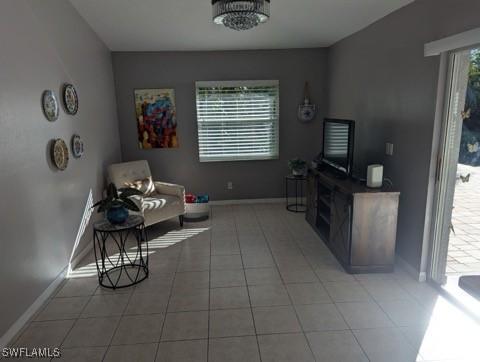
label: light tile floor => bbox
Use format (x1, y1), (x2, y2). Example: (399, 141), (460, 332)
(10, 204), (480, 361)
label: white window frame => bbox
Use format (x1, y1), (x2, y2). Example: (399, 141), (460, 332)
(195, 80), (280, 162)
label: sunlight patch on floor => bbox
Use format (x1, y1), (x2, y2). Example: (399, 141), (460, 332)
(443, 275), (480, 320)
(143, 227), (210, 250)
(67, 250), (155, 279)
(416, 296), (480, 360)
(67, 226), (210, 278)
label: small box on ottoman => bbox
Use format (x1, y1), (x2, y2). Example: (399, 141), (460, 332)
(185, 193), (210, 221)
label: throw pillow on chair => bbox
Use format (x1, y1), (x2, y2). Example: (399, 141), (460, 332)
(124, 176), (155, 196)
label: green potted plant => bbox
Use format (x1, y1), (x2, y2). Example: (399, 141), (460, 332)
(92, 183), (143, 224)
(288, 158), (307, 176)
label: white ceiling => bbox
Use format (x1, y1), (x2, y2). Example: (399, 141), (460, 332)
(69, 0), (414, 51)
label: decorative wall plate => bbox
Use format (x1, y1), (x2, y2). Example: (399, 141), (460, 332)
(297, 82), (317, 123)
(42, 90), (59, 122)
(71, 134), (84, 158)
(62, 83), (78, 115)
(51, 138), (69, 170)
(298, 103), (317, 122)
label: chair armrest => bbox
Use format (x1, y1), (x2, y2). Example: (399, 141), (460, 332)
(154, 181), (185, 200)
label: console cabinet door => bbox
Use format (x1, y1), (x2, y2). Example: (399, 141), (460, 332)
(306, 174), (318, 226)
(350, 193), (399, 267)
(330, 191), (352, 265)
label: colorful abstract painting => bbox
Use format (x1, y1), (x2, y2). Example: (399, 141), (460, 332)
(134, 89), (179, 149)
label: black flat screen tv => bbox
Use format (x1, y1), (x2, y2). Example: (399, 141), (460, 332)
(321, 118), (355, 177)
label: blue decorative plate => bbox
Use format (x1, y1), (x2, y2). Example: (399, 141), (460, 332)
(42, 90), (59, 122)
(71, 134), (84, 158)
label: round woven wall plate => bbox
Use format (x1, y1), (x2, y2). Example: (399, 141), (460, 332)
(42, 90), (59, 122)
(51, 138), (69, 171)
(62, 83), (78, 115)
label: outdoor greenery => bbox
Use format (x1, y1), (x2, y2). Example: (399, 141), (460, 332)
(459, 49), (480, 166)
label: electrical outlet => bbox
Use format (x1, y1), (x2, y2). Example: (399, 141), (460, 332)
(227, 181), (233, 190)
(386, 143), (394, 156)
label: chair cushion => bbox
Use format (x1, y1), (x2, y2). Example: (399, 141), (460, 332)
(142, 194), (181, 211)
(124, 176), (155, 196)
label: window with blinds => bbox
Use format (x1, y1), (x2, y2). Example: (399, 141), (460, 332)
(195, 80), (279, 162)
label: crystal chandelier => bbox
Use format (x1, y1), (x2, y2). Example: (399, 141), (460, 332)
(212, 0), (270, 31)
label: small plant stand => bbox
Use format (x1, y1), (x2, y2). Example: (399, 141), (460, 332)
(285, 175), (307, 213)
(93, 215), (148, 289)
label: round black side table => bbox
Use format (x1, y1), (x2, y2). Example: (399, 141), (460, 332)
(285, 175), (307, 213)
(93, 215), (148, 289)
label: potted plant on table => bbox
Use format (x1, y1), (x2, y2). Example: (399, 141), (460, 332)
(92, 183), (143, 225)
(288, 158), (307, 176)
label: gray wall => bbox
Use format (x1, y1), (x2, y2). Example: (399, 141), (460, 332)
(0, 0), (121, 338)
(327, 0), (480, 272)
(112, 49), (328, 200)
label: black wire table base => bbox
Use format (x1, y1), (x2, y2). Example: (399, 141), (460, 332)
(286, 175), (307, 213)
(286, 203), (307, 213)
(93, 216), (148, 289)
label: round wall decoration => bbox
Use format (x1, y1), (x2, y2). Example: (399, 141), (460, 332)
(297, 82), (317, 123)
(298, 103), (317, 122)
(51, 138), (69, 171)
(62, 83), (78, 115)
(42, 90), (59, 122)
(71, 134), (84, 158)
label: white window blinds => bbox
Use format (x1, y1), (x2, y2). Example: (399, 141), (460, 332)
(195, 80), (279, 162)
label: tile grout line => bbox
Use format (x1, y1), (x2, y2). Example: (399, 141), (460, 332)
(153, 224), (188, 361)
(49, 288), (96, 362)
(275, 205), (327, 362)
(101, 260), (139, 361)
(329, 299), (372, 362)
(233, 204), (263, 362)
(282, 204), (374, 360)
(252, 203), (318, 361)
(294, 208), (405, 361)
(357, 279), (428, 360)
(206, 209), (214, 362)
(12, 276), (96, 349)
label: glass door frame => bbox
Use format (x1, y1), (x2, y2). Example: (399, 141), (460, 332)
(428, 49), (472, 284)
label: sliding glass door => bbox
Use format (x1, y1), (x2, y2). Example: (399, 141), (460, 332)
(429, 50), (473, 284)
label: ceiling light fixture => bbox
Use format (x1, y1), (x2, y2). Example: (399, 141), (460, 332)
(212, 0), (270, 31)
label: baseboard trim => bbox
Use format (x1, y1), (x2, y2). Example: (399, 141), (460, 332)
(0, 267), (67, 349)
(0, 240), (93, 348)
(396, 256), (426, 282)
(210, 198), (285, 205)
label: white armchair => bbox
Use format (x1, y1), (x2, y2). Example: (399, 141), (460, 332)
(107, 160), (186, 227)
